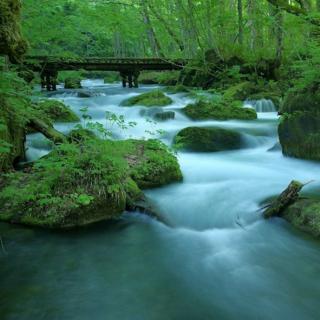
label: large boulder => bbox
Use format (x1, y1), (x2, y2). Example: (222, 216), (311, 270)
(278, 82), (320, 161)
(278, 111), (320, 160)
(182, 100), (257, 121)
(282, 199), (320, 237)
(0, 136), (182, 228)
(121, 90), (173, 107)
(174, 127), (242, 152)
(279, 82), (320, 114)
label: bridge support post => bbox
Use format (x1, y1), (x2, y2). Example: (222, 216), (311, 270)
(128, 73), (133, 88)
(41, 70), (58, 91)
(133, 70), (140, 88)
(120, 70), (140, 88)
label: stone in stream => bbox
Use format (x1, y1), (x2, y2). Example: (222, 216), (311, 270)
(278, 82), (320, 161)
(77, 90), (93, 98)
(121, 90), (173, 107)
(154, 111), (175, 121)
(182, 100), (257, 121)
(174, 127), (242, 152)
(0, 133), (182, 229)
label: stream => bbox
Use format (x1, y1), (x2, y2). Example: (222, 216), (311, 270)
(1, 79), (320, 320)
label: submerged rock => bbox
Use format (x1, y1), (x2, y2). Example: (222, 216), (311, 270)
(0, 135), (182, 228)
(165, 85), (190, 94)
(154, 111), (175, 121)
(282, 199), (320, 237)
(77, 90), (93, 98)
(65, 77), (82, 89)
(121, 90), (173, 107)
(174, 127), (242, 152)
(183, 100), (257, 121)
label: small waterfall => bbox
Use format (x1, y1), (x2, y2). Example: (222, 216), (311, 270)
(244, 99), (276, 112)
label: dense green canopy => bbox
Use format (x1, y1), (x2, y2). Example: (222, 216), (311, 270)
(20, 0), (320, 61)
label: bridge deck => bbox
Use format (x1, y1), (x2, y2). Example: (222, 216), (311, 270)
(24, 56), (189, 72)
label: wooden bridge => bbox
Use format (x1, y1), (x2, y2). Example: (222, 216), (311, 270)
(23, 56), (188, 90)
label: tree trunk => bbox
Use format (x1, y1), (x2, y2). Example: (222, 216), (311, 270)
(147, 2), (185, 52)
(237, 0), (243, 45)
(140, 0), (162, 57)
(247, 0), (257, 50)
(28, 119), (66, 144)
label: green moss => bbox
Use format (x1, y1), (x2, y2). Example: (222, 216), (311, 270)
(0, 0), (28, 62)
(223, 81), (281, 107)
(223, 81), (255, 101)
(278, 111), (320, 161)
(174, 127), (242, 152)
(128, 139), (183, 189)
(103, 72), (120, 83)
(282, 199), (320, 237)
(35, 100), (80, 122)
(183, 99), (257, 121)
(280, 82), (320, 114)
(139, 72), (162, 85)
(65, 77), (82, 89)
(0, 137), (182, 228)
(121, 90), (173, 107)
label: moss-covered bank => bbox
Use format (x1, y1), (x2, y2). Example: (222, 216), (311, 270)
(0, 135), (182, 228)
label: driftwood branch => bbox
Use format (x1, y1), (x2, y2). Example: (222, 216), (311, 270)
(263, 180), (304, 219)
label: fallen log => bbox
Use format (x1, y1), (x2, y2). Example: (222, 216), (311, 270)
(28, 118), (66, 144)
(263, 180), (304, 219)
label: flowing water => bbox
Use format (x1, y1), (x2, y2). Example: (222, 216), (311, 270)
(1, 80), (320, 320)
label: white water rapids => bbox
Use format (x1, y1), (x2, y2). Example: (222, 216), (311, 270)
(2, 79), (320, 320)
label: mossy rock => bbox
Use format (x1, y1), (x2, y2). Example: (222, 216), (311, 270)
(154, 111), (175, 121)
(121, 90), (173, 107)
(282, 198), (320, 237)
(65, 77), (82, 89)
(0, 137), (182, 228)
(77, 91), (93, 98)
(174, 127), (242, 152)
(183, 100), (257, 121)
(280, 82), (320, 114)
(35, 100), (80, 122)
(278, 111), (320, 161)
